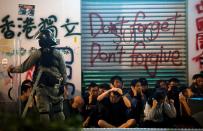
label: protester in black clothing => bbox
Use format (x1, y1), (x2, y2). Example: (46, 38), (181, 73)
(18, 79), (38, 118)
(190, 74), (199, 89)
(19, 80), (33, 108)
(63, 96), (85, 120)
(84, 82), (99, 105)
(139, 78), (154, 100)
(126, 79), (145, 126)
(83, 82), (99, 127)
(178, 89), (201, 128)
(97, 88), (135, 128)
(190, 74), (203, 97)
(167, 78), (182, 126)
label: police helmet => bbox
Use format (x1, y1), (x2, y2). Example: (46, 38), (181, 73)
(36, 29), (57, 48)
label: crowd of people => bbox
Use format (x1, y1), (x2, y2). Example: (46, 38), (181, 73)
(79, 74), (203, 128)
(6, 29), (203, 128)
(18, 72), (203, 128)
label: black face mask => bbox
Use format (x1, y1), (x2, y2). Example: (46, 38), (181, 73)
(39, 38), (48, 48)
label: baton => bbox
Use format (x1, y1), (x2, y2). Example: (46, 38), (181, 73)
(21, 69), (43, 118)
(21, 67), (62, 118)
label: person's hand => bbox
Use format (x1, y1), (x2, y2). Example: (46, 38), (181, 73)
(152, 99), (158, 108)
(109, 87), (118, 92)
(83, 117), (90, 127)
(109, 88), (123, 95)
(164, 96), (168, 103)
(110, 83), (115, 88)
(116, 88), (123, 96)
(187, 88), (194, 98)
(168, 86), (172, 91)
(88, 94), (93, 104)
(179, 92), (186, 102)
(169, 99), (174, 105)
(7, 65), (14, 73)
(131, 86), (137, 96)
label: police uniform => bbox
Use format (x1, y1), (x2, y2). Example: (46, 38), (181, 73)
(9, 29), (67, 121)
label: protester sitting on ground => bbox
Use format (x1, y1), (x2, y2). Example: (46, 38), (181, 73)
(97, 86), (131, 108)
(63, 95), (85, 121)
(189, 73), (199, 89)
(190, 74), (203, 97)
(178, 89), (201, 128)
(167, 78), (182, 119)
(18, 79), (38, 117)
(126, 79), (146, 126)
(143, 89), (176, 128)
(19, 80), (33, 107)
(83, 82), (99, 127)
(97, 88), (136, 128)
(84, 82), (99, 105)
(179, 90), (192, 116)
(139, 78), (153, 100)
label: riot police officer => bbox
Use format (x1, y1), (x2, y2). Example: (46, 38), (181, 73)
(7, 29), (67, 122)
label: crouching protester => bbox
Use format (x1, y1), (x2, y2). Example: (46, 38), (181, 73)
(7, 29), (67, 122)
(143, 89), (177, 128)
(18, 79), (39, 118)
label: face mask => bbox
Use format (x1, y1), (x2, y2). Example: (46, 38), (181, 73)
(39, 38), (48, 47)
